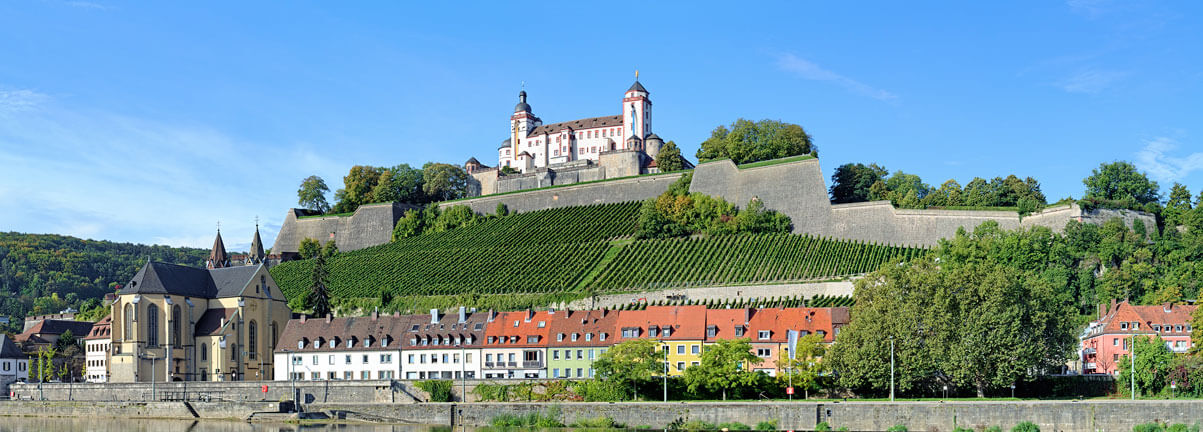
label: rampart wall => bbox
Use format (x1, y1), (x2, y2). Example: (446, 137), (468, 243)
(440, 172), (685, 215)
(270, 202), (415, 258)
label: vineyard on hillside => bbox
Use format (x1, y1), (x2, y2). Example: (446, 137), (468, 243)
(588, 234), (922, 291)
(270, 201), (925, 312)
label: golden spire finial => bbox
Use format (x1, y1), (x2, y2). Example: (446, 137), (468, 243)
(635, 69), (639, 81)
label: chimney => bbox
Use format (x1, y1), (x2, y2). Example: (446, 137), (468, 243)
(220, 317), (225, 327)
(431, 308), (440, 324)
(1163, 303), (1172, 313)
(326, 314), (332, 323)
(488, 309), (496, 322)
(458, 306), (467, 323)
(526, 309), (534, 322)
(744, 308), (751, 325)
(372, 309), (379, 321)
(1111, 298), (1118, 314)
(300, 314), (307, 323)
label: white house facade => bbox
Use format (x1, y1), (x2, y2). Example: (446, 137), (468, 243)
(272, 313), (404, 381)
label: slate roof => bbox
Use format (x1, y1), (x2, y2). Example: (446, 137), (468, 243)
(401, 309), (490, 350)
(195, 308), (238, 336)
(627, 80), (648, 93)
(1, 334), (25, 359)
(528, 115), (623, 137)
(275, 314), (411, 353)
(249, 228), (265, 263)
(18, 319), (94, 341)
(118, 261), (261, 299)
(209, 230), (229, 268)
(465, 157), (481, 166)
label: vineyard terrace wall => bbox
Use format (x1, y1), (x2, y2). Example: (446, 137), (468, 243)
(437, 172), (685, 214)
(688, 158), (1157, 247)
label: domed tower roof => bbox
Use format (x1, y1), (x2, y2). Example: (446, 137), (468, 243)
(514, 90), (532, 113)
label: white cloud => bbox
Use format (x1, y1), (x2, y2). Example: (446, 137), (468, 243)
(776, 54), (898, 101)
(0, 89), (50, 115)
(1134, 137), (1203, 185)
(0, 86), (347, 249)
(1056, 68), (1127, 94)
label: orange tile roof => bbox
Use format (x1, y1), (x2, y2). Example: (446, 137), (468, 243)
(484, 310), (554, 348)
(703, 308), (748, 342)
(547, 309), (619, 347)
(615, 305), (707, 342)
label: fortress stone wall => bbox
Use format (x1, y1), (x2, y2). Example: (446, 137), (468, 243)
(440, 171), (684, 214)
(271, 202), (415, 259)
(690, 158), (1156, 247)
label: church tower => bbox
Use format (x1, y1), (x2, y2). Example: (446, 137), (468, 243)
(622, 72), (652, 151)
(207, 228), (229, 269)
(248, 223), (266, 266)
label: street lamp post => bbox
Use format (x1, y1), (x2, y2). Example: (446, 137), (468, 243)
(942, 385), (947, 400)
(1010, 383), (1016, 399)
(1130, 334), (1136, 401)
(663, 346), (668, 402)
(283, 349), (297, 412)
(889, 336), (895, 402)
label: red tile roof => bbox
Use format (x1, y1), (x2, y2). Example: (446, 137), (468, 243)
(547, 309), (619, 347)
(1096, 300), (1196, 336)
(85, 315), (112, 340)
(615, 305), (707, 342)
(484, 310), (554, 348)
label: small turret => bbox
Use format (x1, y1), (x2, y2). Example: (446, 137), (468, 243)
(248, 223), (265, 265)
(207, 227), (229, 269)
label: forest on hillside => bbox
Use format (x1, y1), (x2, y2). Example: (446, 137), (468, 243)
(0, 232), (208, 334)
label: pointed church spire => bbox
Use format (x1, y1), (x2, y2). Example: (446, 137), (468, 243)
(207, 226), (229, 269)
(248, 220), (265, 265)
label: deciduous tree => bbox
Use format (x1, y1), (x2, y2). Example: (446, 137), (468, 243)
(372, 164), (424, 204)
(297, 175), (331, 213)
(593, 339), (662, 400)
(696, 119), (814, 164)
(683, 337), (762, 400)
(298, 238), (321, 260)
(655, 140), (685, 172)
(1083, 161), (1161, 207)
(1117, 335), (1175, 396)
(421, 162), (470, 202)
(332, 165), (385, 213)
(829, 163), (888, 204)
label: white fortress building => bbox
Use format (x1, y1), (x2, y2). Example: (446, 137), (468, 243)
(465, 75), (688, 196)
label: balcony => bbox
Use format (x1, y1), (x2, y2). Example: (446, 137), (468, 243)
(1085, 362), (1097, 370)
(523, 361), (544, 369)
(1082, 347), (1096, 355)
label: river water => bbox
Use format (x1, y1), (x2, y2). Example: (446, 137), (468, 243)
(0, 417), (459, 432)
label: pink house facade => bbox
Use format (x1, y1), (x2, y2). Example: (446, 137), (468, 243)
(1080, 300), (1196, 375)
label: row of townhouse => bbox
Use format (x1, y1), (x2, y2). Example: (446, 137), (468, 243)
(272, 305), (849, 381)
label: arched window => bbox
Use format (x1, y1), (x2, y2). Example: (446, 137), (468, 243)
(123, 304), (134, 340)
(146, 303), (159, 347)
(172, 305), (182, 346)
(200, 343), (208, 361)
(248, 321), (257, 360)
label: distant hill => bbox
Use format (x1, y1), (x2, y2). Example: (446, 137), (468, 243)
(0, 232), (208, 330)
(270, 201), (923, 313)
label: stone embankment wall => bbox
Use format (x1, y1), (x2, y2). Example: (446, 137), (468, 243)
(561, 281), (855, 310)
(0, 400), (281, 420)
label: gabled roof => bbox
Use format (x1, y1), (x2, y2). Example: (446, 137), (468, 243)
(615, 305), (706, 341)
(85, 315), (112, 340)
(703, 308), (747, 342)
(484, 310), (554, 348)
(528, 115), (624, 137)
(0, 334), (25, 358)
(118, 261), (263, 299)
(276, 314), (411, 353)
(401, 310), (490, 350)
(548, 309), (619, 347)
(18, 319), (94, 341)
(465, 157), (481, 166)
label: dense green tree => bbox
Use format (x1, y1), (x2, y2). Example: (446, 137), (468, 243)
(321, 239), (339, 257)
(1083, 161), (1161, 207)
(683, 337), (762, 400)
(297, 238), (322, 260)
(307, 253), (332, 318)
(636, 174), (790, 239)
(332, 165), (385, 213)
(392, 209), (425, 241)
(1163, 183), (1193, 226)
(372, 164), (424, 204)
(696, 119), (815, 164)
(778, 333), (827, 398)
(655, 140), (685, 172)
(593, 339), (662, 400)
(829, 163), (888, 204)
(828, 223), (1075, 397)
(1116, 335), (1176, 396)
(297, 175), (331, 213)
(421, 162), (470, 202)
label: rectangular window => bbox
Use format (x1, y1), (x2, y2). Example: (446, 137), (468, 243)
(677, 345), (685, 354)
(588, 349), (595, 360)
(311, 372), (320, 380)
(362, 371), (370, 380)
(312, 355), (318, 365)
(576, 350), (583, 360)
(486, 354), (492, 363)
(676, 361), (685, 371)
(576, 368), (583, 378)
(758, 330), (770, 340)
(466, 353), (473, 363)
(420, 354), (427, 364)
(757, 348), (771, 357)
(408, 354), (415, 364)
(344, 371), (353, 380)
(691, 345), (700, 354)
(328, 355), (334, 365)
(707, 326), (717, 338)
(553, 350), (559, 360)
(381, 354), (392, 364)
(454, 354), (460, 364)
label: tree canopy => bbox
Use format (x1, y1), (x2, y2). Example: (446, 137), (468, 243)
(696, 119), (815, 164)
(297, 175), (331, 213)
(683, 337), (763, 400)
(655, 140), (685, 172)
(421, 162), (471, 202)
(1082, 161), (1161, 208)
(827, 222), (1076, 397)
(593, 339), (662, 399)
(830, 163), (888, 204)
(828, 162), (1047, 213)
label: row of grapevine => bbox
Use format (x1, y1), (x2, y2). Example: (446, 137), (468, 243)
(588, 233), (923, 291)
(389, 201), (641, 250)
(608, 294), (855, 310)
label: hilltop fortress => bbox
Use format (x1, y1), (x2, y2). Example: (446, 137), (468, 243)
(271, 76), (1153, 257)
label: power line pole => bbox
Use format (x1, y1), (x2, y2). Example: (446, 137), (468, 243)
(889, 337), (895, 402)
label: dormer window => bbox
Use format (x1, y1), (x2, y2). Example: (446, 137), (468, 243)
(758, 330), (770, 340)
(648, 327), (658, 337)
(706, 326), (717, 338)
(488, 336), (497, 344)
(510, 336), (518, 343)
(1153, 325), (1161, 332)
(513, 320), (520, 328)
(383, 336), (392, 347)
(1133, 322), (1140, 330)
(527, 336), (538, 344)
(1175, 325), (1182, 332)
(1121, 322), (1128, 330)
(410, 325), (420, 332)
(817, 330), (826, 338)
(298, 340), (305, 349)
(585, 333), (593, 341)
(410, 337), (417, 345)
(734, 326), (745, 337)
(571, 333), (579, 341)
(557, 333), (565, 342)
(346, 339), (353, 348)
(663, 327), (672, 337)
(600, 333), (607, 341)
(328, 339), (336, 348)
(538, 321), (546, 328)
(474, 323), (484, 331)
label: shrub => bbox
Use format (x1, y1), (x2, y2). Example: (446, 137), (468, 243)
(986, 427), (1003, 432)
(572, 417), (624, 428)
(677, 420), (718, 431)
(1012, 421), (1040, 432)
(1165, 424), (1192, 432)
(414, 380), (454, 402)
(887, 425), (908, 432)
(953, 428), (975, 432)
(814, 421), (831, 431)
(1133, 424), (1164, 432)
(717, 421), (751, 431)
(755, 420), (778, 431)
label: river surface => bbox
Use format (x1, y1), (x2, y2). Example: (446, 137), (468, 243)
(0, 417), (462, 432)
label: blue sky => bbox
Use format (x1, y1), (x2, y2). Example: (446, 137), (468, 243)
(1, 1), (1200, 251)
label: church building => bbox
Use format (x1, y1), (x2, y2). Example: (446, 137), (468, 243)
(107, 228), (291, 382)
(496, 75), (665, 173)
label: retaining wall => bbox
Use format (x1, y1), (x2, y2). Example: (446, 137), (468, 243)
(439, 172), (684, 215)
(271, 202), (416, 256)
(561, 281), (855, 310)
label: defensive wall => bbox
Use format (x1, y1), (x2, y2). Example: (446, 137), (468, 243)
(561, 280), (855, 310)
(274, 156), (1157, 256)
(440, 171), (685, 215)
(270, 202), (416, 259)
(3, 399), (1200, 431)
